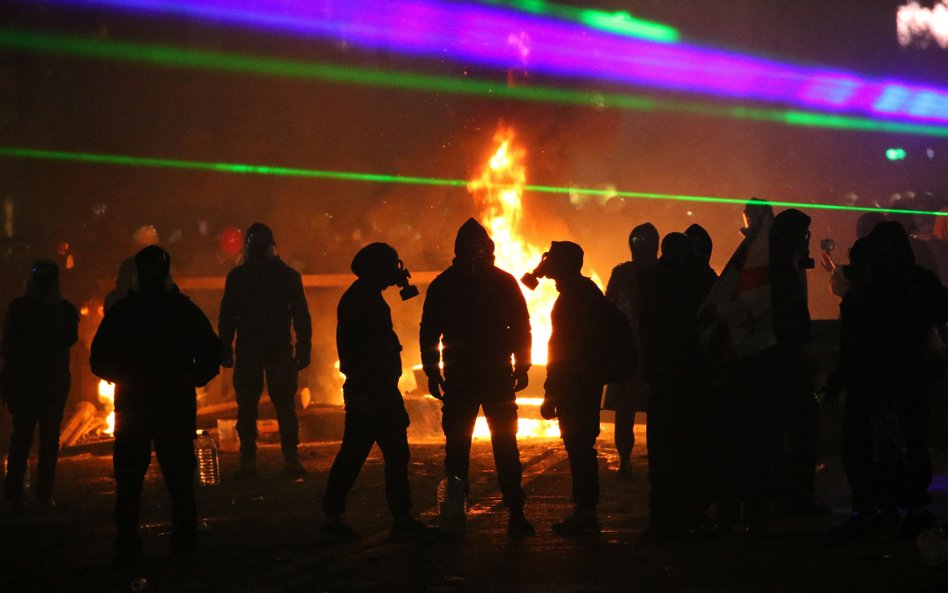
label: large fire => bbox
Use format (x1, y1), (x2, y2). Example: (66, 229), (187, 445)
(468, 128), (563, 439)
(467, 128), (559, 367)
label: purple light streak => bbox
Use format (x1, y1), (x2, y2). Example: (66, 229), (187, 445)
(42, 0), (948, 123)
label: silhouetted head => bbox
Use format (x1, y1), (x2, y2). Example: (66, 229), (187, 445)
(27, 258), (59, 297)
(531, 241), (584, 287)
(869, 220), (915, 272)
(741, 198), (773, 237)
(454, 218), (495, 269)
(855, 212), (886, 240)
(771, 209), (813, 268)
(684, 223), (713, 266)
(843, 235), (880, 288)
(659, 233), (693, 269)
(628, 223), (659, 263)
(245, 222), (276, 260)
(133, 245), (172, 293)
(351, 242), (400, 286)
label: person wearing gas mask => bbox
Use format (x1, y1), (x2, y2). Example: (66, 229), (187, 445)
(2, 259), (79, 510)
(532, 241), (616, 536)
(219, 223), (312, 478)
(322, 243), (428, 539)
(420, 218), (535, 538)
(768, 209), (822, 514)
(602, 223), (658, 478)
(639, 233), (717, 538)
(90, 246), (221, 569)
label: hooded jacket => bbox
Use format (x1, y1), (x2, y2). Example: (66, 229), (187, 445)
(91, 286), (221, 435)
(420, 219), (531, 390)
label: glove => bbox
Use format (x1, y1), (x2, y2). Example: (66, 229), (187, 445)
(295, 345), (311, 371)
(540, 398), (557, 420)
(427, 373), (446, 401)
(221, 345), (235, 369)
(513, 368), (529, 392)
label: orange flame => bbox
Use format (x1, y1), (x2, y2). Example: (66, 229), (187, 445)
(467, 128), (559, 367)
(98, 379), (115, 435)
(466, 128), (565, 439)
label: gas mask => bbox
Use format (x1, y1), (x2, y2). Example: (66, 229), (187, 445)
(520, 252), (551, 290)
(394, 259), (419, 300)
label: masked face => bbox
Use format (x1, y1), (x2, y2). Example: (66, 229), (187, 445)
(393, 259), (418, 300)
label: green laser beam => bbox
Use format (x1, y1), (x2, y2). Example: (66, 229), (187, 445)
(2, 30), (948, 138)
(2, 146), (943, 217)
(481, 0), (679, 42)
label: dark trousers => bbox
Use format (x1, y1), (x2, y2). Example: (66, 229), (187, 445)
(4, 398), (65, 502)
(557, 396), (601, 511)
(113, 431), (196, 557)
(841, 393), (900, 515)
(234, 353), (299, 459)
(718, 350), (782, 520)
(646, 378), (711, 530)
(323, 409), (412, 518)
(774, 347), (819, 507)
(897, 389), (932, 510)
(614, 405), (636, 463)
(442, 397), (525, 512)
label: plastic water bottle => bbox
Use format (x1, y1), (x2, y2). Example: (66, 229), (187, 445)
(437, 475), (466, 533)
(196, 430), (220, 486)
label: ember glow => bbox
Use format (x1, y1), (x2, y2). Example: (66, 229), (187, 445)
(98, 379), (116, 435)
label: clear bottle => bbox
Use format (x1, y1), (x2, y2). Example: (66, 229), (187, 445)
(437, 475), (466, 533)
(196, 430), (220, 486)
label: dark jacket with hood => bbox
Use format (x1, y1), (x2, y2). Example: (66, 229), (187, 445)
(91, 285), (221, 435)
(420, 219), (531, 392)
(219, 255), (312, 360)
(0, 288), (78, 408)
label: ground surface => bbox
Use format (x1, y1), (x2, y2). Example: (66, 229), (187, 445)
(2, 425), (948, 593)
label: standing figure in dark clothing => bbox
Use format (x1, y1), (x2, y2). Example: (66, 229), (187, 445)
(639, 234), (717, 537)
(420, 218), (535, 537)
(219, 223), (312, 478)
(868, 222), (948, 537)
(602, 223), (658, 477)
(533, 242), (612, 536)
(322, 243), (428, 538)
(2, 260), (78, 509)
(769, 209), (824, 514)
(90, 246), (221, 568)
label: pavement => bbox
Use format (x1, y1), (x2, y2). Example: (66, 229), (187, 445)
(2, 424), (948, 593)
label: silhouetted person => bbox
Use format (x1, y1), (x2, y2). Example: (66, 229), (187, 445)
(826, 236), (899, 537)
(90, 246), (220, 569)
(1, 260), (78, 509)
(639, 233), (716, 537)
(701, 198), (779, 529)
(219, 223), (312, 478)
(602, 223), (657, 477)
(533, 242), (611, 536)
(420, 218), (535, 537)
(684, 223), (716, 277)
(322, 244), (428, 539)
(867, 221), (948, 538)
(769, 209), (823, 514)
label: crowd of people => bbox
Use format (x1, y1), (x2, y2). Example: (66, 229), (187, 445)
(2, 200), (948, 569)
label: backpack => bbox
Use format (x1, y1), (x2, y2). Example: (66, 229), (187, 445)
(600, 297), (638, 384)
